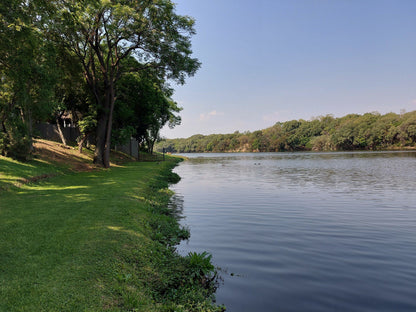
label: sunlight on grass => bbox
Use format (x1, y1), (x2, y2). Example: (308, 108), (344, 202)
(63, 193), (91, 202)
(130, 194), (146, 201)
(20, 185), (90, 191)
(0, 174), (20, 182)
(107, 226), (146, 239)
(1, 155), (221, 311)
(101, 181), (117, 185)
(0, 155), (68, 191)
(0, 156), (35, 168)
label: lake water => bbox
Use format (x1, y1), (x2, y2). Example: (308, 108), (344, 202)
(169, 151), (416, 312)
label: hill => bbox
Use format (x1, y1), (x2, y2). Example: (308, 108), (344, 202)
(156, 111), (416, 153)
(0, 139), (134, 191)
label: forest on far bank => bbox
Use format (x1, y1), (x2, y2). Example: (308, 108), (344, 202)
(156, 111), (416, 153)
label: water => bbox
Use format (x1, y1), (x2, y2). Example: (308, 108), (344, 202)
(169, 151), (416, 312)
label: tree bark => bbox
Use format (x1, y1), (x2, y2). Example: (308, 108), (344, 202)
(78, 133), (89, 153)
(102, 84), (115, 168)
(93, 83), (114, 168)
(55, 116), (67, 146)
(149, 138), (155, 155)
(94, 113), (107, 166)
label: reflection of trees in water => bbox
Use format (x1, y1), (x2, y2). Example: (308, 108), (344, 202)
(168, 194), (185, 220)
(185, 151), (416, 195)
(268, 153), (416, 194)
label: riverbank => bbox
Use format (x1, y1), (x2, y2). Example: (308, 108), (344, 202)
(0, 140), (222, 311)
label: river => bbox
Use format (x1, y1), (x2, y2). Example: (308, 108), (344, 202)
(169, 151), (416, 312)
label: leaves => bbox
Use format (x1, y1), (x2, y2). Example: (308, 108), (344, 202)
(1, 0), (199, 165)
(0, 0), (58, 159)
(157, 111), (416, 153)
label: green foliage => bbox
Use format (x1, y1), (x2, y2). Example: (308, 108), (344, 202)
(157, 111), (416, 153)
(186, 252), (216, 283)
(0, 0), (62, 159)
(113, 67), (183, 153)
(48, 0), (200, 167)
(0, 113), (32, 160)
(1, 0), (199, 167)
(78, 115), (97, 135)
(4, 124), (32, 161)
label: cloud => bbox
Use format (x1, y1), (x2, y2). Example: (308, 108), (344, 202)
(199, 110), (225, 121)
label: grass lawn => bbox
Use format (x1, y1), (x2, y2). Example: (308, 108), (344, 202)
(0, 144), (221, 312)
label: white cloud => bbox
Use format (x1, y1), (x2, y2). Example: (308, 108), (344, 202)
(199, 110), (224, 121)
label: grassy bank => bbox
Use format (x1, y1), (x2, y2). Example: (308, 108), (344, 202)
(0, 142), (222, 311)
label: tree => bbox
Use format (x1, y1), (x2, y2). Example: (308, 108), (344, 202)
(48, 38), (96, 147)
(398, 111), (416, 145)
(52, 0), (200, 167)
(0, 0), (57, 159)
(114, 68), (181, 154)
(143, 96), (181, 154)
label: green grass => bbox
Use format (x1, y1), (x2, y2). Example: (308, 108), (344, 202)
(0, 156), (68, 191)
(0, 155), (222, 311)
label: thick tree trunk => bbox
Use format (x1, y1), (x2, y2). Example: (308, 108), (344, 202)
(0, 119), (8, 156)
(149, 139), (155, 155)
(27, 108), (34, 153)
(145, 137), (151, 154)
(94, 114), (107, 166)
(93, 85), (115, 168)
(102, 85), (115, 168)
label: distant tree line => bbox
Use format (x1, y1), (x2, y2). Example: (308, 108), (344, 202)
(0, 0), (199, 166)
(156, 111), (416, 153)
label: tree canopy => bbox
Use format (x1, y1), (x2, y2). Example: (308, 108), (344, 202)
(0, 0), (58, 159)
(1, 0), (199, 165)
(156, 111), (416, 153)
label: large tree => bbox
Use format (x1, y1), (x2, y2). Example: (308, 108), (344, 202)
(114, 69), (181, 154)
(0, 0), (57, 159)
(52, 0), (200, 167)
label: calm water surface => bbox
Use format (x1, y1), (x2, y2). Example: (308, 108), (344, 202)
(169, 151), (416, 312)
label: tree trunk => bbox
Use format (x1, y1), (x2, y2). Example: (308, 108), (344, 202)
(94, 113), (107, 166)
(102, 85), (115, 168)
(149, 138), (155, 155)
(93, 84), (115, 168)
(27, 108), (34, 153)
(0, 119), (8, 156)
(145, 137), (151, 154)
(55, 116), (67, 146)
(78, 133), (88, 153)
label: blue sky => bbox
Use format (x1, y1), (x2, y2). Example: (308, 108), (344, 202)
(161, 0), (416, 138)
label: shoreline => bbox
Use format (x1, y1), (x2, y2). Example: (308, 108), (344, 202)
(0, 145), (222, 311)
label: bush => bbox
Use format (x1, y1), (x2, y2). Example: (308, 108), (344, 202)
(0, 119), (32, 161)
(8, 134), (32, 161)
(0, 131), (8, 156)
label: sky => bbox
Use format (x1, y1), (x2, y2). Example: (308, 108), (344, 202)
(160, 0), (416, 139)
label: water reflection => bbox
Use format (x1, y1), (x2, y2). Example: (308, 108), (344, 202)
(167, 193), (185, 220)
(171, 151), (416, 311)
(181, 151), (416, 195)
